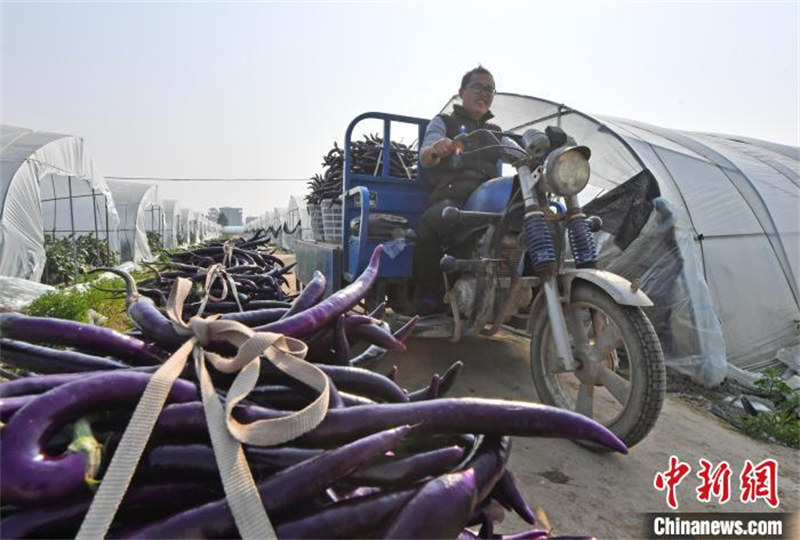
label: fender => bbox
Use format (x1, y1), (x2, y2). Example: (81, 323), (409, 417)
(560, 268), (653, 307)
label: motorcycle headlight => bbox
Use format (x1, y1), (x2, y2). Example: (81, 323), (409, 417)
(542, 146), (591, 196)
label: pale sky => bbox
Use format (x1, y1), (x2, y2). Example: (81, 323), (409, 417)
(2, 1), (798, 219)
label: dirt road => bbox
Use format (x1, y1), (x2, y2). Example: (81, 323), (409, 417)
(375, 332), (799, 539)
(281, 254), (795, 538)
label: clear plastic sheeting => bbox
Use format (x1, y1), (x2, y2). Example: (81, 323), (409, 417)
(440, 93), (799, 380)
(0, 276), (54, 311)
(600, 118), (800, 371)
(291, 195), (312, 241)
(107, 179), (158, 262)
(440, 94), (644, 192)
(590, 194), (728, 387)
(178, 208), (191, 246)
(188, 211), (200, 245)
(284, 195), (310, 250)
(162, 200), (180, 249)
(1, 125), (120, 280)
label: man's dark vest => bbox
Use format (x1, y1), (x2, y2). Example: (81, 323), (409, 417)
(429, 104), (503, 203)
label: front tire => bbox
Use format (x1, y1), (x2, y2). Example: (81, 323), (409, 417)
(529, 282), (665, 450)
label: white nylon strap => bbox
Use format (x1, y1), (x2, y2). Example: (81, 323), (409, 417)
(197, 263), (244, 317)
(222, 239), (236, 267)
(76, 339), (195, 540)
(77, 277), (329, 539)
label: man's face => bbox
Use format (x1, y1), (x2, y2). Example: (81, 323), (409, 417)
(459, 73), (495, 120)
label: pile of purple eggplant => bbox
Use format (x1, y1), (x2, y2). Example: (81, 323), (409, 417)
(305, 136), (418, 207)
(0, 246), (614, 539)
(113, 230), (293, 314)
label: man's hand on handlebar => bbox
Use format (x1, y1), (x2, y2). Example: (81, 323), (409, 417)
(421, 137), (456, 168)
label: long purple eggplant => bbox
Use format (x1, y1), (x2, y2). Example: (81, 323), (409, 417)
(459, 529), (551, 540)
(407, 361), (463, 401)
(492, 469), (537, 524)
(0, 372), (90, 397)
(318, 364), (409, 403)
(138, 444), (323, 483)
(0, 482), (221, 539)
(253, 245), (383, 337)
(125, 425), (413, 538)
(349, 316), (419, 367)
(467, 437), (512, 508)
(94, 268), (187, 349)
(0, 371), (198, 507)
(368, 300), (386, 320)
(293, 398), (628, 452)
(334, 314), (351, 365)
(218, 307), (287, 326)
(384, 468), (478, 539)
(1, 394), (34, 422)
(275, 487), (416, 539)
(348, 320), (406, 350)
(339, 391), (376, 407)
(154, 398), (627, 453)
(0, 367), (157, 399)
(346, 445), (465, 486)
(0, 313), (166, 365)
(280, 270), (327, 319)
(439, 360), (464, 397)
(0, 338), (131, 374)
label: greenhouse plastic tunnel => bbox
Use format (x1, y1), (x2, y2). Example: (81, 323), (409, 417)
(161, 199), (181, 249)
(444, 93), (799, 384)
(0, 124), (120, 281)
(106, 179), (160, 263)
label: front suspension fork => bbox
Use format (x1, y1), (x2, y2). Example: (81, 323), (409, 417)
(518, 165), (578, 372)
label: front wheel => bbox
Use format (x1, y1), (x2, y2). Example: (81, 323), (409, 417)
(529, 282), (665, 450)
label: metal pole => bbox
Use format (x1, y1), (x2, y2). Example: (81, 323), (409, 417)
(92, 187), (99, 243)
(51, 175), (58, 236)
(105, 198), (111, 265)
(68, 176), (78, 282)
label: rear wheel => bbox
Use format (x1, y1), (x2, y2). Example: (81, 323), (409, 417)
(529, 282), (665, 450)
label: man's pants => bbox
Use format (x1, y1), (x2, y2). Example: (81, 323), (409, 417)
(413, 198), (458, 299)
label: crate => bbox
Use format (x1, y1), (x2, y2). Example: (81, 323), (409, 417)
(308, 205), (324, 241)
(321, 202), (343, 244)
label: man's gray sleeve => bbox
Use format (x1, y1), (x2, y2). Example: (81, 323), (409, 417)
(420, 116), (447, 151)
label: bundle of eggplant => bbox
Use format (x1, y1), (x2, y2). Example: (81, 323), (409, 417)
(0, 246), (616, 539)
(120, 230), (292, 314)
(305, 136), (418, 206)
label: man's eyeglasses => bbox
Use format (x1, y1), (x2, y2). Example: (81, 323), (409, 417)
(467, 83), (496, 96)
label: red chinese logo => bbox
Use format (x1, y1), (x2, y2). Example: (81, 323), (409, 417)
(696, 458), (732, 504)
(654, 457), (781, 509)
(654, 455), (692, 509)
(739, 458), (779, 508)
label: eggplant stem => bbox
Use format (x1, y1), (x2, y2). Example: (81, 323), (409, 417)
(68, 418), (103, 491)
(90, 267), (139, 301)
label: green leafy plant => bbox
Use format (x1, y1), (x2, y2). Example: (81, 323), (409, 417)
(146, 231), (163, 254)
(27, 288), (91, 322)
(76, 235), (117, 269)
(742, 367), (800, 448)
(43, 234), (77, 285)
(43, 234), (117, 285)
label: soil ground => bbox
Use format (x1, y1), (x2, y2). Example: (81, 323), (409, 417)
(377, 332), (799, 539)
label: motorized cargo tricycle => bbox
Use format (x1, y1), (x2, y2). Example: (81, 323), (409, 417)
(295, 112), (666, 449)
